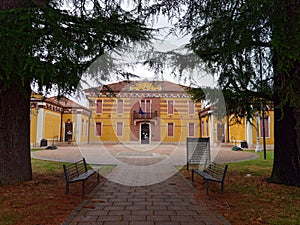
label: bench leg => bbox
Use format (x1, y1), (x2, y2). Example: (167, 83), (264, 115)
(205, 180), (209, 195)
(96, 172), (100, 182)
(192, 170), (194, 182)
(82, 181), (85, 197)
(65, 181), (70, 194)
(221, 182), (224, 194)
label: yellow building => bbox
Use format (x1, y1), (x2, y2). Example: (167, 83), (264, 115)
(199, 105), (275, 148)
(84, 80), (201, 144)
(30, 94), (91, 147)
(30, 80), (275, 148)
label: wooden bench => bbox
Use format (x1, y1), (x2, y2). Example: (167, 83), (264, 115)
(192, 162), (228, 195)
(63, 158), (99, 196)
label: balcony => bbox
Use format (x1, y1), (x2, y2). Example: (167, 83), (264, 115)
(133, 111), (158, 120)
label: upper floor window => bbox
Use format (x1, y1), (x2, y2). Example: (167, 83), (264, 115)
(117, 99), (123, 113)
(188, 101), (195, 115)
(141, 99), (151, 112)
(167, 100), (174, 115)
(96, 100), (103, 114)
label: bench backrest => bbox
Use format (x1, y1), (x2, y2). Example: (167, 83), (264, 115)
(204, 162), (228, 181)
(63, 158), (88, 181)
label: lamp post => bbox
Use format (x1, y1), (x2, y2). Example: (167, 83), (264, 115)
(261, 104), (267, 160)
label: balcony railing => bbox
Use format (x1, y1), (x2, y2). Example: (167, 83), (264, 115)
(133, 111), (158, 120)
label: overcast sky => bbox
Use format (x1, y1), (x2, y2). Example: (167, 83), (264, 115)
(35, 4), (217, 105)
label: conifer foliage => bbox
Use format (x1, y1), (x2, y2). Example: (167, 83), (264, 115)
(141, 0), (300, 185)
(0, 0), (151, 185)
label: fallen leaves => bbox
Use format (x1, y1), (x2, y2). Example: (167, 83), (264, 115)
(181, 169), (300, 225)
(0, 172), (100, 225)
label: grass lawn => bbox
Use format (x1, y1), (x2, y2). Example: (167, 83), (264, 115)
(182, 150), (300, 225)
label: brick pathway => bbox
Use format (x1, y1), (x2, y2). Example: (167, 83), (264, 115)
(63, 171), (230, 225)
(32, 143), (263, 225)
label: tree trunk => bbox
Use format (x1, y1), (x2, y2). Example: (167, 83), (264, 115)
(0, 0), (33, 186)
(0, 84), (32, 185)
(270, 104), (300, 186)
(269, 0), (300, 186)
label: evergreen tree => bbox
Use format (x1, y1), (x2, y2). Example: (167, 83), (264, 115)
(143, 0), (300, 185)
(0, 0), (151, 185)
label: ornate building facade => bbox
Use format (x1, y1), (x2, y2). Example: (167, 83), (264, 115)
(30, 80), (274, 148)
(84, 80), (201, 144)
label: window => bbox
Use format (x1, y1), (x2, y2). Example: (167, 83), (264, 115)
(167, 100), (174, 114)
(141, 99), (151, 112)
(117, 99), (123, 113)
(201, 121), (204, 137)
(167, 123), (174, 137)
(96, 100), (103, 113)
(260, 116), (270, 137)
(188, 101), (195, 115)
(95, 122), (102, 136)
(206, 120), (209, 136)
(86, 121), (89, 136)
(189, 123), (195, 137)
(81, 120), (84, 136)
(117, 122), (123, 137)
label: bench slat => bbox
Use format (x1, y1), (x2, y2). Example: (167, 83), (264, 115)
(193, 170), (220, 182)
(204, 169), (224, 180)
(71, 170), (96, 183)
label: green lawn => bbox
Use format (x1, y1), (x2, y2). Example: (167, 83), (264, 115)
(228, 150), (274, 175)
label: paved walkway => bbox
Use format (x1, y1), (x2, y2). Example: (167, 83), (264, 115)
(32, 143), (261, 225)
(63, 172), (230, 225)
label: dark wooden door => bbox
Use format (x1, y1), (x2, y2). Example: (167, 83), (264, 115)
(141, 123), (150, 144)
(65, 122), (73, 142)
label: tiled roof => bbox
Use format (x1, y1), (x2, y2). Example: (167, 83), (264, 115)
(84, 80), (191, 95)
(46, 96), (90, 112)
